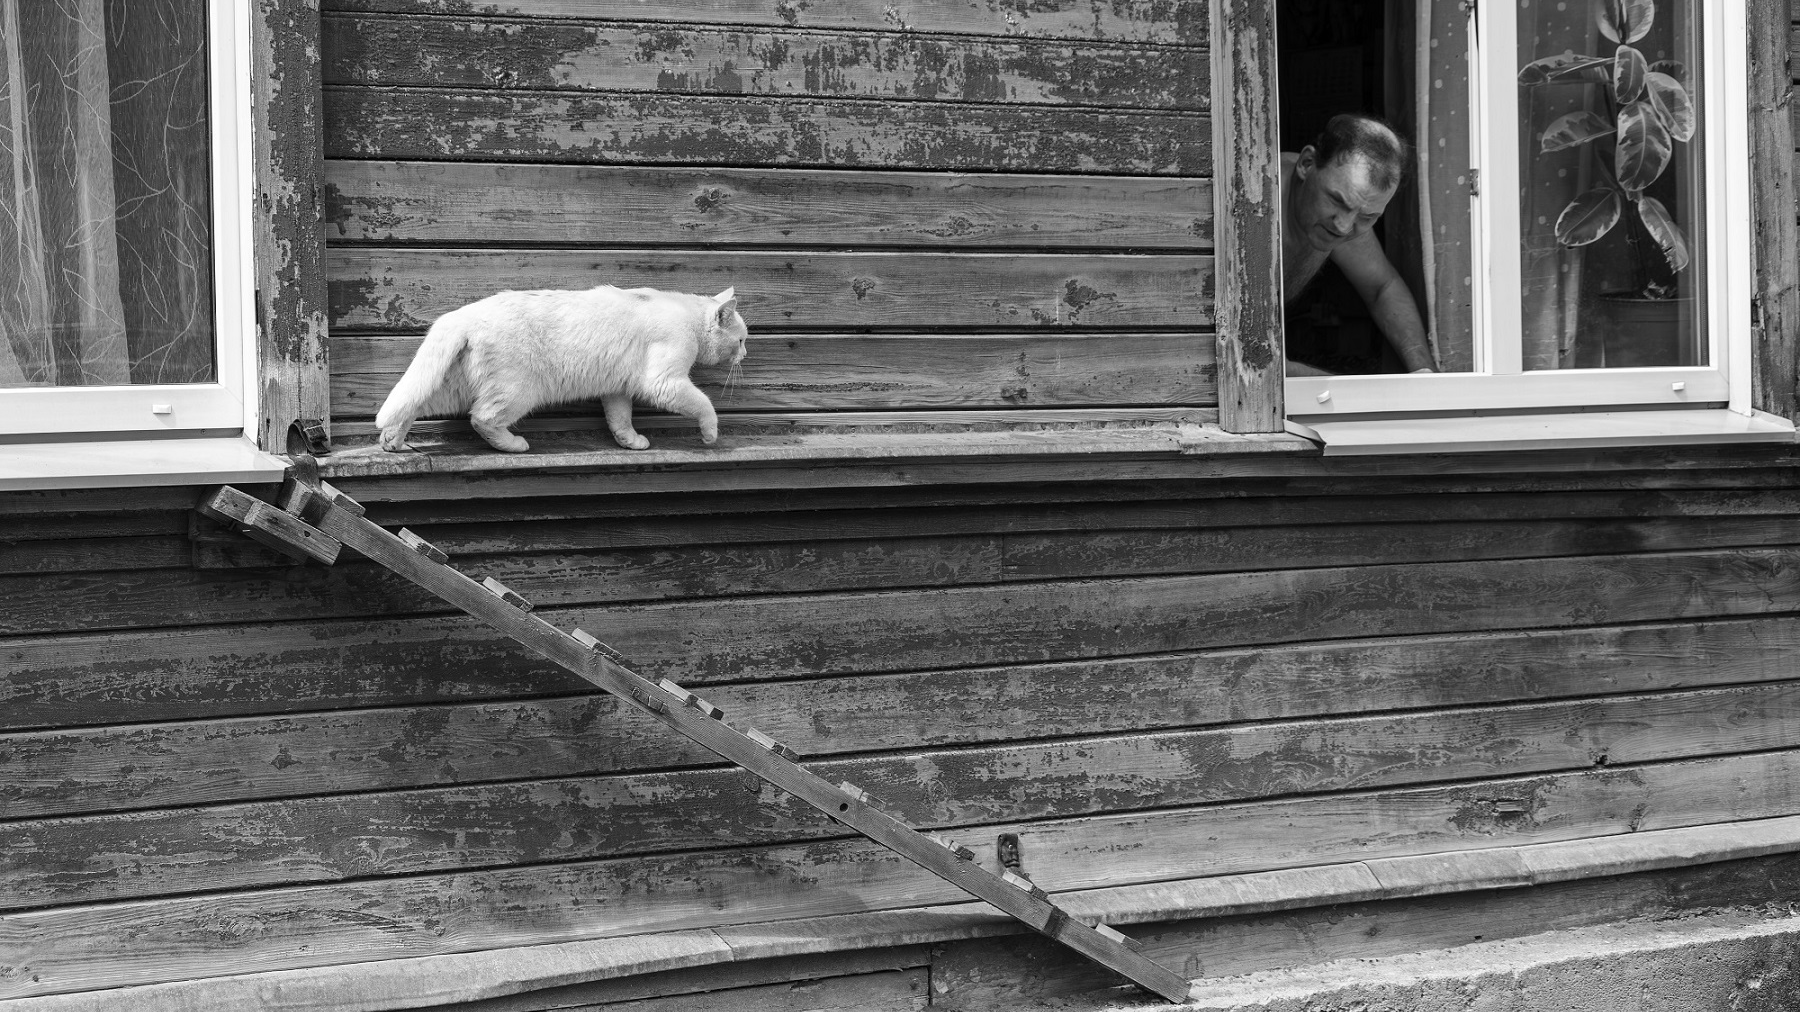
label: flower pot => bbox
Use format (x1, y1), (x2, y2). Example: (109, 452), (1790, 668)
(1591, 293), (1696, 369)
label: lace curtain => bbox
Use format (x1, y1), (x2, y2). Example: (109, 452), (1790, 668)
(0, 0), (211, 389)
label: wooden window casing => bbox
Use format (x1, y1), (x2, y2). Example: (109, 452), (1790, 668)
(1216, 0), (1800, 428)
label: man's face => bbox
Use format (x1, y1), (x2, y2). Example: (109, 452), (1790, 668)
(1291, 149), (1397, 253)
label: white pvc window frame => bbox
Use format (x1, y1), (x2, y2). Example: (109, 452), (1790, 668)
(0, 0), (256, 439)
(1288, 0), (1752, 421)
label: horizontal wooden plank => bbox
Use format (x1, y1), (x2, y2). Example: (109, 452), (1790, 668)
(328, 408), (1222, 447)
(330, 333), (1215, 419)
(346, 486), (1800, 533)
(323, 88), (1209, 174)
(595, 967), (929, 1011)
(7, 610), (1800, 796)
(5, 748), (1798, 999)
(322, 16), (1205, 111)
(318, 1), (1205, 45)
(0, 534), (1004, 637)
(326, 250), (1212, 332)
(938, 851), (1800, 1000)
(10, 682), (1800, 905)
(315, 433), (1800, 501)
(2, 512), (1795, 635)
(321, 162), (1213, 249)
(4, 547), (1798, 726)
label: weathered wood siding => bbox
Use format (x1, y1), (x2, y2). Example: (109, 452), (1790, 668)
(317, 2), (1215, 433)
(6, 450), (1800, 1000)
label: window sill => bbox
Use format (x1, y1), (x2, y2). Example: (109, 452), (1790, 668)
(0, 435), (288, 492)
(1287, 408), (1797, 456)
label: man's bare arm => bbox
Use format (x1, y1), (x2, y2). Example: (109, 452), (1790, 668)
(1331, 232), (1435, 372)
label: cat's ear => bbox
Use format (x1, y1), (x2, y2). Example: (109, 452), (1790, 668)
(712, 287), (735, 304)
(713, 288), (738, 326)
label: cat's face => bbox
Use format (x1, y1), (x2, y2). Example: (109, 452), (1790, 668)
(699, 288), (749, 367)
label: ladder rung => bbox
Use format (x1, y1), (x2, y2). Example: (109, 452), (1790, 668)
(1002, 870), (1048, 900)
(570, 628), (632, 666)
(686, 694), (724, 719)
(658, 678), (694, 704)
(746, 728), (800, 761)
(481, 576), (533, 611)
(1094, 923), (1141, 951)
(838, 781), (869, 803)
(398, 528), (448, 563)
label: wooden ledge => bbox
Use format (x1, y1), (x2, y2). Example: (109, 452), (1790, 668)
(28, 816), (1800, 1012)
(316, 417), (1318, 500)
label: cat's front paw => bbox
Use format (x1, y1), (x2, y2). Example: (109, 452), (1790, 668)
(614, 431), (650, 450)
(699, 420), (719, 444)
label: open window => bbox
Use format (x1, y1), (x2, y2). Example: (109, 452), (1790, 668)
(1276, 0), (1794, 451)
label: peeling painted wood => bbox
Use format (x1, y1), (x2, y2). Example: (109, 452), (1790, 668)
(5, 548), (1800, 720)
(14, 683), (1800, 906)
(322, 87), (1209, 175)
(5, 513), (1797, 633)
(321, 162), (1214, 249)
(321, 16), (1206, 111)
(325, 250), (1213, 332)
(317, 0), (1207, 45)
(1208, 0), (1284, 430)
(7, 673), (1800, 834)
(255, 0), (332, 451)
(3, 748), (1798, 1000)
(1752, 0), (1798, 419)
(331, 333), (1216, 419)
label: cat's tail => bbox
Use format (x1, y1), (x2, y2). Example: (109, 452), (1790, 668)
(376, 312), (471, 451)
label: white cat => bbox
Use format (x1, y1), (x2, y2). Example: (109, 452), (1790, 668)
(375, 285), (748, 453)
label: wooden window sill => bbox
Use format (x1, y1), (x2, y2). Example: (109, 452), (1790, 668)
(0, 435), (288, 492)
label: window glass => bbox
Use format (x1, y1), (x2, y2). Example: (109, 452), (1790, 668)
(1517, 0), (1706, 368)
(0, 0), (213, 389)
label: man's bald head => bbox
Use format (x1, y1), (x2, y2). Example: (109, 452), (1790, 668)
(1310, 114), (1408, 192)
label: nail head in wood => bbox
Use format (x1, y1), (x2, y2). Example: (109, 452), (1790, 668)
(398, 528), (448, 563)
(481, 576), (533, 611)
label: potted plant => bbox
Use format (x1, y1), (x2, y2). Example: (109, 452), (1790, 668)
(1518, 0), (1697, 366)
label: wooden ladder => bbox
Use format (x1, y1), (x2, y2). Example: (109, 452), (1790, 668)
(199, 460), (1196, 1005)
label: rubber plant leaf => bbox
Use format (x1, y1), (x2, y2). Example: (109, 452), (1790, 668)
(1518, 53), (1611, 85)
(1648, 59), (1688, 87)
(1614, 98), (1672, 193)
(1541, 111), (1614, 152)
(1635, 195), (1690, 273)
(1598, 0), (1655, 43)
(1555, 187), (1623, 246)
(1613, 44), (1648, 104)
(1644, 71), (1695, 142)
